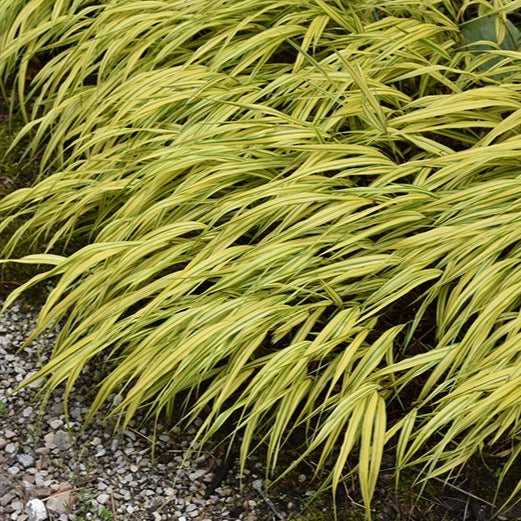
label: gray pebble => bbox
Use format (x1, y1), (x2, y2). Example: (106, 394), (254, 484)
(17, 454), (35, 468)
(96, 493), (110, 504)
(0, 336), (12, 350)
(48, 419), (63, 430)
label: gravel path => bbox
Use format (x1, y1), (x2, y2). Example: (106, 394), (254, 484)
(0, 301), (317, 521)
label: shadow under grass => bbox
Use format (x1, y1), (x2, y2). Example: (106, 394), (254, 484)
(0, 96), (62, 304)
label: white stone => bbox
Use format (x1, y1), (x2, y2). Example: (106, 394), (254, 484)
(25, 498), (48, 521)
(48, 419), (63, 430)
(96, 493), (110, 504)
(188, 469), (205, 481)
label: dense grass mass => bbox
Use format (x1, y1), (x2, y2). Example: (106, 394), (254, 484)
(1, 0), (521, 517)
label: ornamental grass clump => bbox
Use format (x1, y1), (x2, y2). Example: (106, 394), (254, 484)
(1, 0), (521, 517)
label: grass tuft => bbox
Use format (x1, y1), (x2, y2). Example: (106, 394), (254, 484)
(1, 0), (521, 518)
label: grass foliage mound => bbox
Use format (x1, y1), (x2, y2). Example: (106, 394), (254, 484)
(1, 0), (521, 515)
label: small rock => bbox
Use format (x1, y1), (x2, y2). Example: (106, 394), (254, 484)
(53, 431), (70, 450)
(31, 487), (53, 499)
(18, 454), (35, 468)
(0, 336), (12, 350)
(0, 474), (11, 495)
(188, 470), (205, 481)
(23, 476), (35, 488)
(48, 419), (63, 430)
(70, 407), (82, 419)
(27, 377), (43, 389)
(43, 433), (55, 449)
(96, 493), (110, 504)
(48, 402), (64, 416)
(0, 491), (16, 506)
(25, 498), (48, 521)
(34, 474), (50, 487)
(123, 430), (136, 441)
(46, 490), (72, 515)
(5, 443), (16, 454)
(50, 482), (71, 492)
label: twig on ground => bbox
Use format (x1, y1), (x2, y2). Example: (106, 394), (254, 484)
(252, 479), (286, 520)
